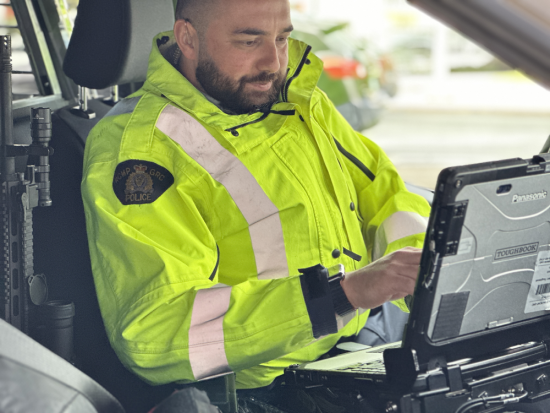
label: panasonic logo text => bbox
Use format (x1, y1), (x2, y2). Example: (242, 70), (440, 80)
(495, 242), (539, 260)
(512, 191), (547, 203)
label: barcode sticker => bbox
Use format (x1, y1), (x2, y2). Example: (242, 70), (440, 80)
(536, 283), (550, 295)
(525, 250), (550, 314)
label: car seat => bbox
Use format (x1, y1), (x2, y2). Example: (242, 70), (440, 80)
(0, 318), (124, 413)
(32, 1), (185, 412)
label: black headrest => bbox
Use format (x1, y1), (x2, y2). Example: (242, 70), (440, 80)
(63, 0), (175, 89)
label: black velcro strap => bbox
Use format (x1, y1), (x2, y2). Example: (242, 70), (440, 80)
(432, 292), (470, 341)
(299, 265), (338, 338)
(113, 160), (174, 205)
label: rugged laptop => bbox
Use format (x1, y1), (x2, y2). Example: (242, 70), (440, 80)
(285, 154), (550, 412)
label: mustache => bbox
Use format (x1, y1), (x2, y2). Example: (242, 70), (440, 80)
(241, 71), (281, 84)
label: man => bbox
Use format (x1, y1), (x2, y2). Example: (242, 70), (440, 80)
(81, 0), (430, 410)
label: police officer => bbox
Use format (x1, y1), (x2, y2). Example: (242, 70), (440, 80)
(82, 0), (430, 410)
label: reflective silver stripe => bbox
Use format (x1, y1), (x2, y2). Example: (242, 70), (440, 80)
(372, 211), (428, 260)
(188, 286), (232, 380)
(156, 105), (288, 279)
(105, 96), (141, 118)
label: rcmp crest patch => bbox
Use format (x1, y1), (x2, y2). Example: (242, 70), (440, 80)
(113, 160), (174, 205)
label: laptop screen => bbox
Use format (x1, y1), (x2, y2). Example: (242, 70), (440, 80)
(404, 154), (550, 366)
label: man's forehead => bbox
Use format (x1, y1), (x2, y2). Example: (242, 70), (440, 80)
(231, 25), (294, 37)
(209, 0), (292, 34)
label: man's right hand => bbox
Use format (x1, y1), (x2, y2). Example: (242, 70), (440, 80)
(340, 247), (422, 310)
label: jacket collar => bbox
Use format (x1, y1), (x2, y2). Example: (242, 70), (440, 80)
(143, 31), (323, 153)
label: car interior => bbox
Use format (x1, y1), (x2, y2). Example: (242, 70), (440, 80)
(3, 1), (237, 412)
(1, 0), (549, 412)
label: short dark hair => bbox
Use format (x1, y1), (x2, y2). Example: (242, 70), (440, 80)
(175, 0), (217, 36)
(174, 0), (189, 21)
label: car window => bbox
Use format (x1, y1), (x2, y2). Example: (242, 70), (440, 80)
(55, 0), (78, 46)
(1, 2), (39, 99)
(2, 0), (80, 116)
(291, 29), (330, 52)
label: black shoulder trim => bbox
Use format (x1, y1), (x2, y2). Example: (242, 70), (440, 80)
(298, 264), (337, 338)
(209, 245), (220, 281)
(333, 137), (376, 182)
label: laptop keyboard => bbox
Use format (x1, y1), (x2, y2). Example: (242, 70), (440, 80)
(336, 358), (386, 374)
(334, 342), (401, 374)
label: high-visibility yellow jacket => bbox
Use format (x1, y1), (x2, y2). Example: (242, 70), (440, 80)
(82, 32), (431, 389)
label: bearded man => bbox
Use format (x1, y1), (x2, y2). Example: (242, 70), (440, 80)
(82, 0), (432, 411)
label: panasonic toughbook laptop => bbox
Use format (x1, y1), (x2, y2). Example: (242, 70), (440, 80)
(285, 154), (550, 412)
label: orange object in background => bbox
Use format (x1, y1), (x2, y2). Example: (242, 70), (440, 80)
(322, 56), (367, 79)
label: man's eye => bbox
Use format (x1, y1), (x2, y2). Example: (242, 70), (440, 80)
(277, 37), (288, 44)
(243, 40), (257, 46)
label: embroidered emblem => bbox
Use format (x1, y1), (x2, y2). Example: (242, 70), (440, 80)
(113, 160), (174, 205)
(125, 164), (154, 196)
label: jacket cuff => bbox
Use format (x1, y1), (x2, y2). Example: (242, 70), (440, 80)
(299, 265), (338, 338)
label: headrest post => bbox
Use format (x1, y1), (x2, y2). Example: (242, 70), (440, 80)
(111, 85), (119, 103)
(78, 85), (88, 112)
(70, 85), (96, 120)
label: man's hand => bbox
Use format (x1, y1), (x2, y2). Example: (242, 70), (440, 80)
(341, 247), (422, 310)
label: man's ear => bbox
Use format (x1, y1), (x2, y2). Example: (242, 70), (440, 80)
(174, 19), (199, 61)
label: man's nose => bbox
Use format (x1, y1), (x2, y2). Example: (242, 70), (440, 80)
(257, 41), (281, 74)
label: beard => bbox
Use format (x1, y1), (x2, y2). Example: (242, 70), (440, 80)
(195, 50), (286, 115)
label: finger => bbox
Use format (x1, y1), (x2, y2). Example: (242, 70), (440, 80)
(389, 278), (416, 298)
(393, 263), (420, 281)
(402, 249), (423, 263)
(388, 273), (417, 294)
(390, 248), (423, 265)
(389, 291), (411, 301)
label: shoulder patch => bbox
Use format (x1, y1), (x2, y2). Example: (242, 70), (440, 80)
(113, 160), (174, 205)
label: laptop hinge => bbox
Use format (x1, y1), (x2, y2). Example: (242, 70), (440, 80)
(384, 348), (420, 391)
(445, 364), (463, 392)
(426, 356), (455, 392)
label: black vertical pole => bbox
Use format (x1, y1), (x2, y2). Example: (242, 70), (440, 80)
(1, 35), (14, 177)
(0, 35), (21, 329)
